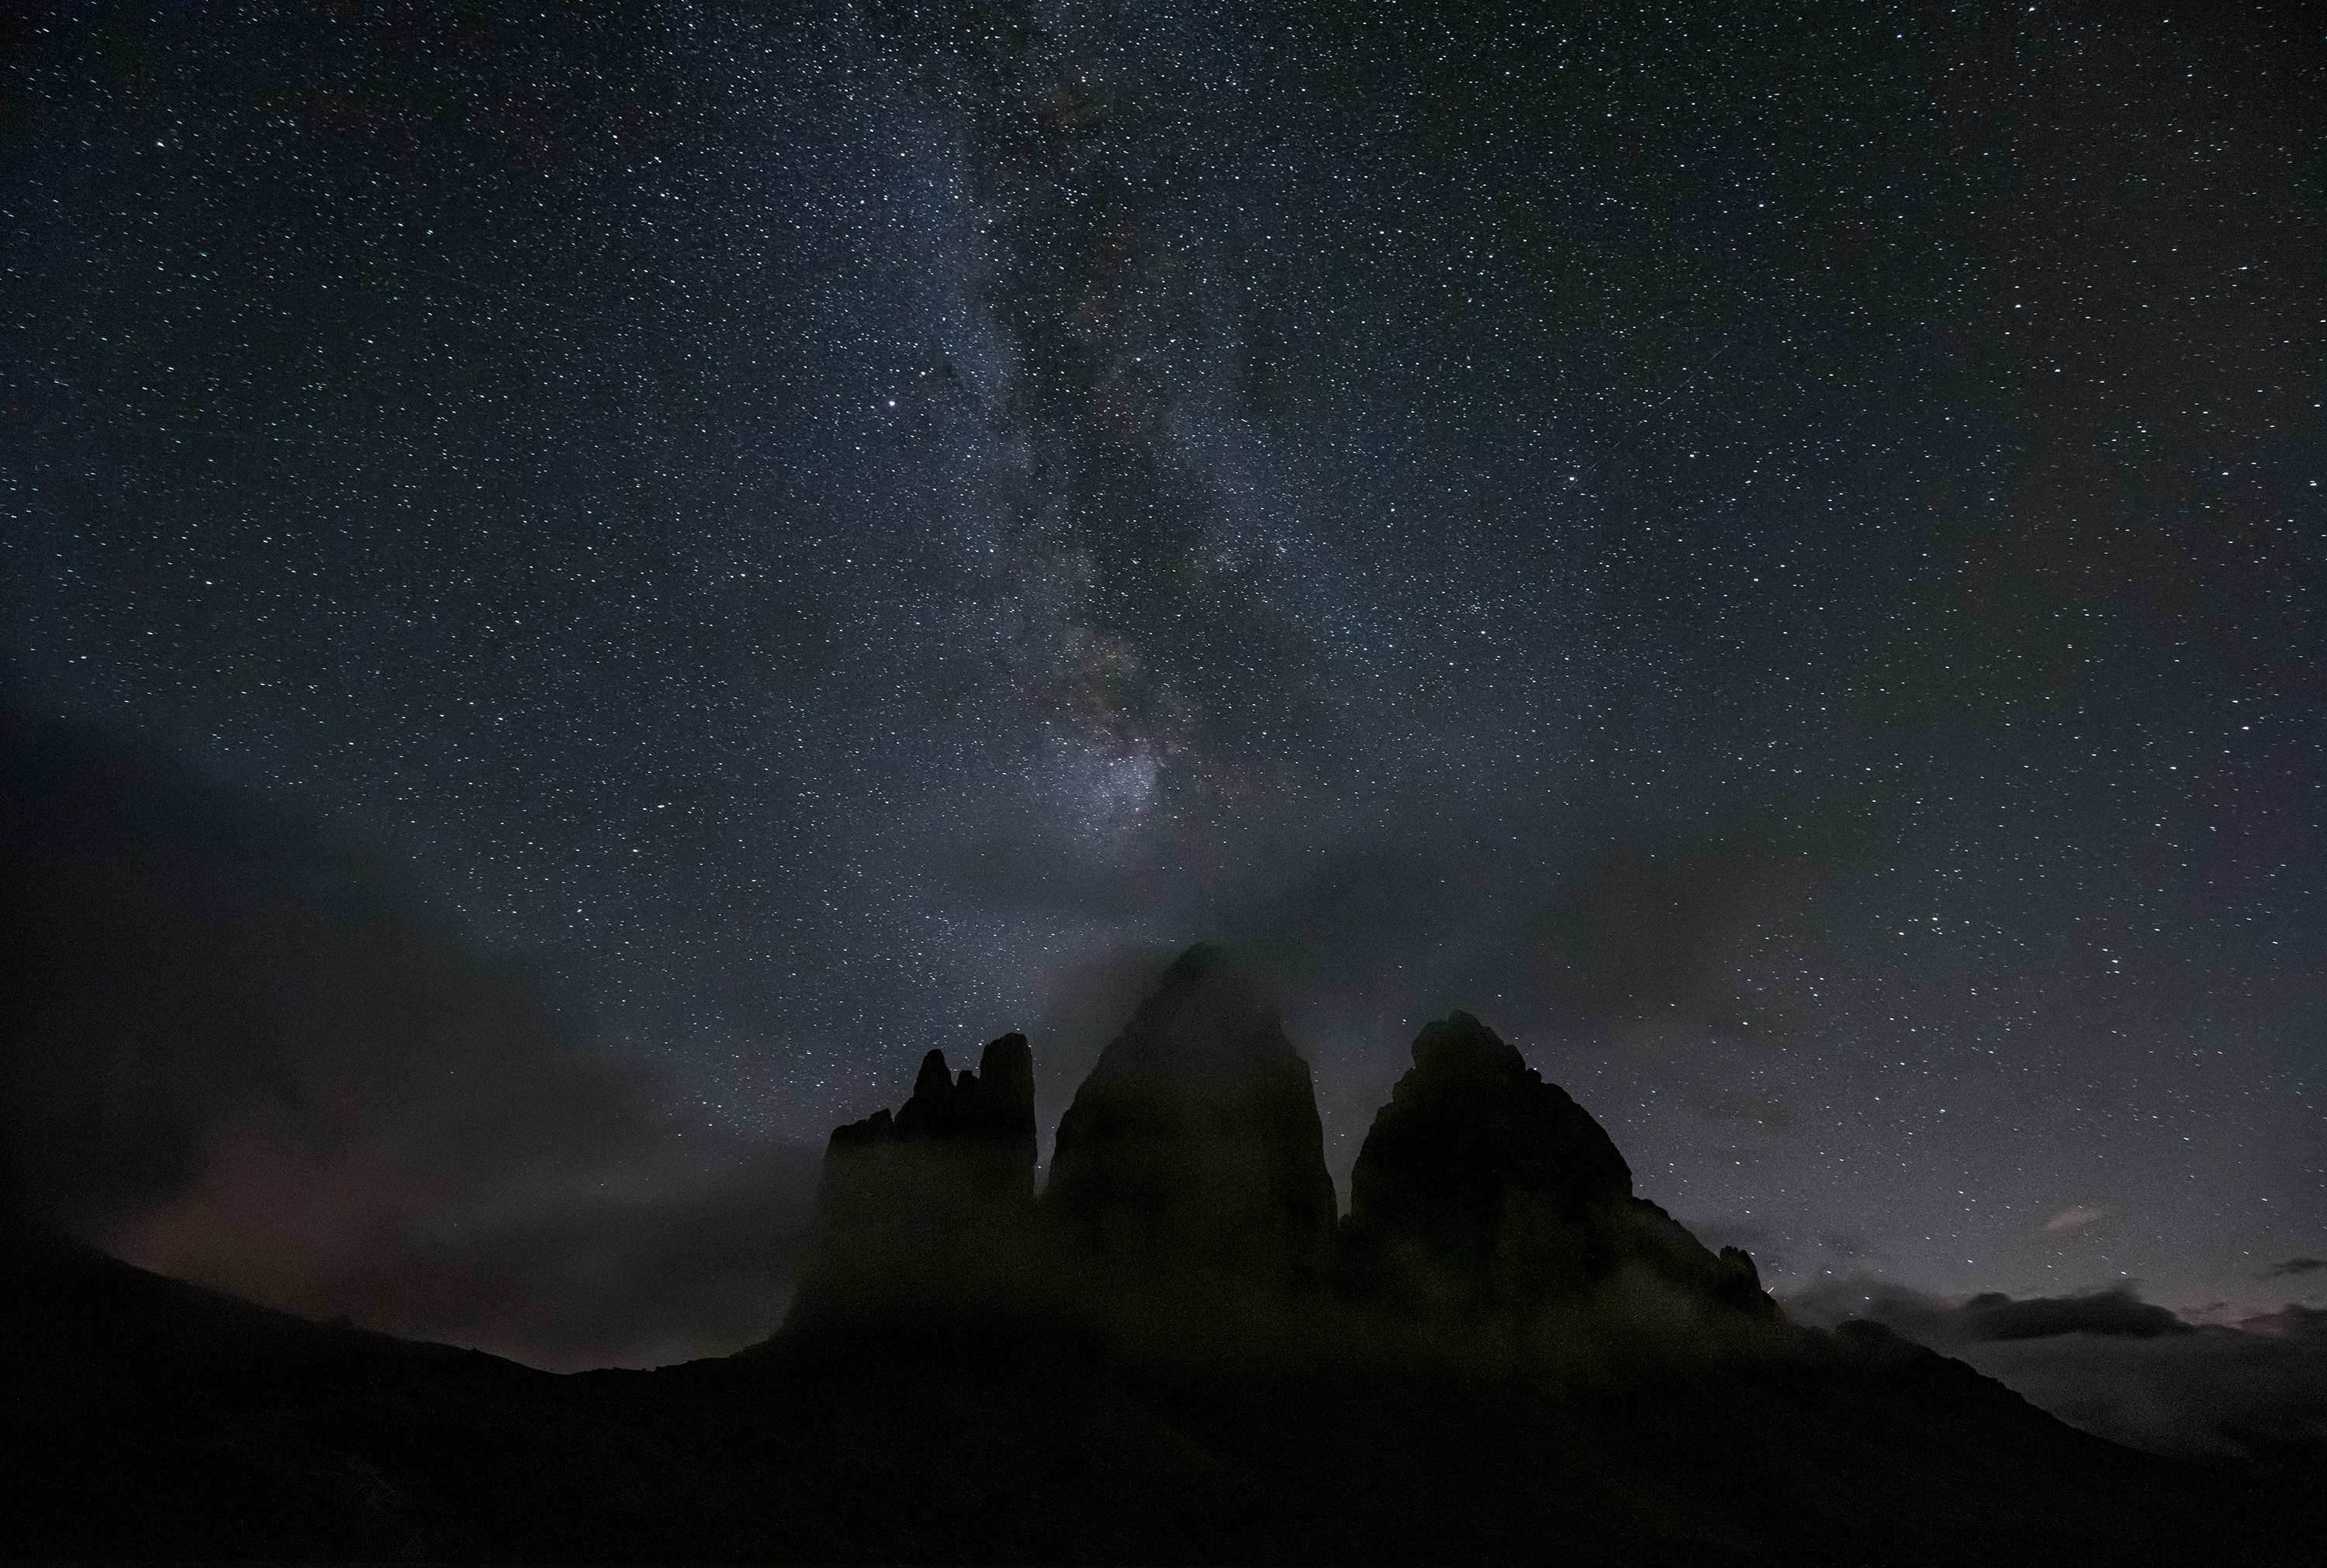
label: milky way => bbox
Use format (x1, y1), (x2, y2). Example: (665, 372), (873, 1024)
(4, 1), (2322, 1356)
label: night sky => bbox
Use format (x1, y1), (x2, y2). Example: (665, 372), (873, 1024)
(4, 2), (2322, 1374)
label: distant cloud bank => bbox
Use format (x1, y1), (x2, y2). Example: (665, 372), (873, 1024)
(1790, 1278), (2327, 1459)
(0, 714), (819, 1370)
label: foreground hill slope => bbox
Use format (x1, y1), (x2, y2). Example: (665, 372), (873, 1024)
(7, 1214), (2299, 1566)
(1, 948), (2312, 1563)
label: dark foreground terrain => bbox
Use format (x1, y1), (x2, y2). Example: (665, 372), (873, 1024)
(4, 950), (2318, 1563)
(1, 1222), (2315, 1565)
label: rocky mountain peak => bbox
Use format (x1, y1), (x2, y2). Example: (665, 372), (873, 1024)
(1344, 1010), (1772, 1333)
(790, 1033), (1039, 1328)
(1043, 945), (1337, 1293)
(1367, 1010), (1634, 1221)
(867, 1032), (1039, 1192)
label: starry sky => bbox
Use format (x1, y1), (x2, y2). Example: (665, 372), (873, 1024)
(4, 0), (2322, 1357)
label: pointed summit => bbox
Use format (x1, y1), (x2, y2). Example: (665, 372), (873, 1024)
(1045, 945), (1336, 1295)
(1107, 944), (1289, 1072)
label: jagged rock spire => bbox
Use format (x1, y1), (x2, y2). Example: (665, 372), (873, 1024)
(786, 965), (1769, 1352)
(838, 1032), (1039, 1200)
(1044, 945), (1337, 1294)
(790, 1033), (1039, 1329)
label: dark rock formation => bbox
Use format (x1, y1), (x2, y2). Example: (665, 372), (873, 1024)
(1342, 1011), (1629, 1316)
(1044, 945), (1336, 1296)
(1343, 1011), (1776, 1332)
(829, 1032), (1038, 1202)
(16, 968), (2317, 1565)
(790, 1033), (1038, 1328)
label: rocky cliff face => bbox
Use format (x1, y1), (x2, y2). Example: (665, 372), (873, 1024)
(1343, 1010), (1775, 1335)
(834, 1031), (1038, 1202)
(788, 954), (1772, 1350)
(1342, 1010), (1630, 1316)
(1043, 945), (1338, 1296)
(790, 1033), (1039, 1327)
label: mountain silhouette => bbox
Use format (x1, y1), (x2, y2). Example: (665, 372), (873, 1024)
(789, 1032), (1040, 1331)
(3, 943), (2319, 1563)
(1045, 945), (1337, 1299)
(1343, 1010), (1776, 1342)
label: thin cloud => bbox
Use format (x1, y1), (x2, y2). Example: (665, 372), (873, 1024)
(2036, 1204), (2107, 1245)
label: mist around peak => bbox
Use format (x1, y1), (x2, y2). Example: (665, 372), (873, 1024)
(7, 934), (2323, 1562)
(1044, 945), (1340, 1301)
(786, 947), (1787, 1376)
